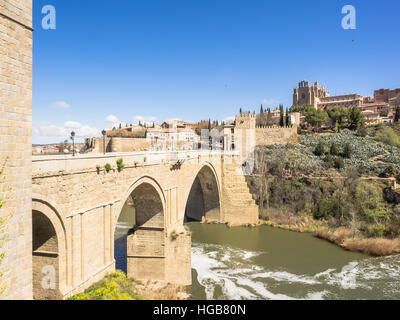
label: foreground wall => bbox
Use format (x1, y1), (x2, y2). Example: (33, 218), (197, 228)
(0, 0), (33, 300)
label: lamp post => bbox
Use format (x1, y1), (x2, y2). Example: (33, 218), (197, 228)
(102, 129), (106, 155)
(70, 131), (76, 156)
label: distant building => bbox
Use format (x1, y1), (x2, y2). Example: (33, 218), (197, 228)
(293, 80), (400, 125)
(293, 80), (330, 109)
(147, 121), (200, 151)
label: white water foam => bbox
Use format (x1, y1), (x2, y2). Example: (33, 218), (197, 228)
(191, 242), (400, 300)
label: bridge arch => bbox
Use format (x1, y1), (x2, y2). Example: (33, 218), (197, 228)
(31, 199), (68, 300)
(114, 175), (166, 233)
(113, 176), (166, 276)
(184, 162), (221, 222)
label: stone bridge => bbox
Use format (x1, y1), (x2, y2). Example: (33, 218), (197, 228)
(31, 150), (258, 299)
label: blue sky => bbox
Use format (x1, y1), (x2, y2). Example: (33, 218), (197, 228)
(32, 0), (400, 143)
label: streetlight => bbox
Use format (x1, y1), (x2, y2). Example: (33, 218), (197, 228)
(102, 129), (106, 155)
(70, 131), (75, 156)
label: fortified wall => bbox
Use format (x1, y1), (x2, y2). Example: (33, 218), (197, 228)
(234, 113), (299, 159)
(0, 0), (33, 300)
(85, 137), (152, 153)
(255, 125), (298, 146)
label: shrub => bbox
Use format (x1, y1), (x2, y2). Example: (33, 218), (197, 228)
(334, 157), (345, 169)
(69, 271), (142, 300)
(358, 165), (367, 176)
(375, 126), (400, 147)
(330, 143), (339, 156)
(373, 225), (388, 237)
(105, 163), (112, 172)
(343, 143), (353, 158)
(380, 165), (395, 178)
(116, 158), (125, 172)
(357, 124), (368, 137)
(324, 153), (334, 167)
(314, 141), (325, 156)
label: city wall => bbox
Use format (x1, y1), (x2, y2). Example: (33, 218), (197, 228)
(255, 125), (298, 146)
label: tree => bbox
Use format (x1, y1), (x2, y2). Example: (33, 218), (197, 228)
(119, 123), (122, 129)
(239, 108), (242, 114)
(286, 108), (291, 126)
(348, 106), (365, 130)
(305, 108), (328, 131)
(266, 109), (273, 126)
(58, 140), (70, 153)
(279, 104), (285, 127)
(256, 149), (270, 219)
(289, 105), (315, 115)
(327, 106), (349, 132)
(395, 106), (400, 123)
(260, 104), (264, 115)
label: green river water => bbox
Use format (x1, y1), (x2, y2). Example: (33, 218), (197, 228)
(115, 204), (400, 300)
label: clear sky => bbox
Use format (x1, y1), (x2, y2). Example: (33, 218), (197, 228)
(32, 0), (400, 143)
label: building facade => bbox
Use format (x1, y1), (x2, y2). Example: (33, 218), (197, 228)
(293, 80), (400, 125)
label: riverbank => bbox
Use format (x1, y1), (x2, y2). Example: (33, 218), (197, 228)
(258, 210), (400, 257)
(316, 227), (400, 256)
(69, 271), (189, 300)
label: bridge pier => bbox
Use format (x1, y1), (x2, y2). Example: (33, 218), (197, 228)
(127, 228), (191, 285)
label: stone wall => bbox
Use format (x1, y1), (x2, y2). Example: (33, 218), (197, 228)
(255, 126), (298, 146)
(0, 0), (33, 300)
(86, 137), (151, 153)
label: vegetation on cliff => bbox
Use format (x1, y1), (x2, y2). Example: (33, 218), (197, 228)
(248, 127), (400, 255)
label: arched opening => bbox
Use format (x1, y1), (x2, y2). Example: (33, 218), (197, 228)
(114, 181), (164, 275)
(185, 165), (220, 222)
(32, 210), (61, 300)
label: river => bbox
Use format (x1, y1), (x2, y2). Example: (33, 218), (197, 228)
(188, 223), (400, 300)
(114, 204), (400, 300)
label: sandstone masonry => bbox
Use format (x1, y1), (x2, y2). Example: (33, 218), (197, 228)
(0, 0), (33, 300)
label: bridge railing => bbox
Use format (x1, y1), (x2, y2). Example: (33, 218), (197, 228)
(32, 150), (240, 175)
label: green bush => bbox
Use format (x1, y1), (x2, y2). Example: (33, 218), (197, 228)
(373, 225), (387, 237)
(104, 163), (112, 172)
(69, 271), (144, 300)
(334, 157), (345, 169)
(357, 124), (368, 137)
(330, 143), (339, 156)
(374, 126), (400, 147)
(380, 165), (395, 178)
(343, 143), (353, 158)
(314, 141), (325, 157)
(324, 153), (335, 167)
(116, 158), (125, 172)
